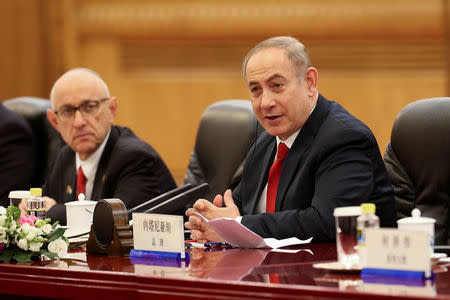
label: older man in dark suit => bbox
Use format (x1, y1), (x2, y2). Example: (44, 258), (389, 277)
(0, 103), (34, 207)
(186, 36), (396, 242)
(39, 68), (176, 224)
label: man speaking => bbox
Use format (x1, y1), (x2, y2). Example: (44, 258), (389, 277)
(186, 36), (396, 242)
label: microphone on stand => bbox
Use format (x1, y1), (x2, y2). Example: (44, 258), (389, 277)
(86, 183), (210, 255)
(127, 184), (193, 219)
(68, 184), (193, 240)
(145, 183), (210, 240)
(145, 183), (210, 214)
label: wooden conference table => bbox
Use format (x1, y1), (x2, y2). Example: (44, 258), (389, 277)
(0, 243), (449, 299)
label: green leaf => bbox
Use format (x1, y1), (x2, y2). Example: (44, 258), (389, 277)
(34, 219), (45, 228)
(13, 251), (33, 263)
(40, 249), (58, 260)
(6, 206), (20, 221)
(51, 221), (60, 229)
(0, 248), (15, 263)
(35, 218), (52, 228)
(47, 227), (66, 242)
(31, 236), (47, 243)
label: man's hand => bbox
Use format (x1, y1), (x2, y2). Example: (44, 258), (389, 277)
(18, 196), (57, 215)
(184, 219), (221, 244)
(192, 189), (240, 220)
(43, 196), (56, 212)
(185, 189), (240, 243)
(18, 198), (27, 215)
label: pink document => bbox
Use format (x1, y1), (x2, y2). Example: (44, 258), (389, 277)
(192, 212), (312, 249)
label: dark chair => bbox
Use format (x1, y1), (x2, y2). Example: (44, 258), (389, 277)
(3, 97), (65, 187)
(384, 97), (450, 245)
(184, 100), (262, 201)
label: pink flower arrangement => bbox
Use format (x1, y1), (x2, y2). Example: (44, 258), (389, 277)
(19, 214), (39, 226)
(0, 206), (69, 262)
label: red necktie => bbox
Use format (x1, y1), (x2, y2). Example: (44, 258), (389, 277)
(76, 166), (87, 199)
(266, 143), (289, 213)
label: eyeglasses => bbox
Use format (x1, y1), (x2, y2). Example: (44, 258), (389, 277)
(54, 98), (109, 122)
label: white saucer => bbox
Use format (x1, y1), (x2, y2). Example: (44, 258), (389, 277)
(69, 235), (89, 243)
(63, 227), (90, 243)
(66, 233), (90, 243)
(431, 252), (447, 262)
(438, 257), (450, 263)
(313, 262), (361, 272)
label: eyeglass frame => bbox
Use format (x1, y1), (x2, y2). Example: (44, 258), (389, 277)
(53, 97), (110, 122)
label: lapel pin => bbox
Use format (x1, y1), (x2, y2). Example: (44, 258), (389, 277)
(66, 185), (72, 195)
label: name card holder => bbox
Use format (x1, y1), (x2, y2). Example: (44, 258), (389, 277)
(361, 228), (433, 280)
(130, 213), (189, 261)
(130, 256), (190, 268)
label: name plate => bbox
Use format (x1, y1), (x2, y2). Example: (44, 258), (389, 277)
(132, 213), (185, 259)
(364, 228), (432, 278)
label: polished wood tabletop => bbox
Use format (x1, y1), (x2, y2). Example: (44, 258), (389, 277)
(0, 243), (448, 299)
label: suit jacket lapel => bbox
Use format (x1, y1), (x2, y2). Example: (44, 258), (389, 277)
(63, 151), (77, 202)
(91, 126), (118, 201)
(275, 95), (331, 210)
(242, 133), (276, 214)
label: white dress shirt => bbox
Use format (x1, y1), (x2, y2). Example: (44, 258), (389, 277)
(254, 130), (300, 214)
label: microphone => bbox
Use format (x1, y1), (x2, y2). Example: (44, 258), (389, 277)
(145, 183), (210, 214)
(71, 184), (208, 244)
(127, 184), (193, 219)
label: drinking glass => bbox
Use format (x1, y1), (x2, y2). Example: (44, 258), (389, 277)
(334, 206), (361, 268)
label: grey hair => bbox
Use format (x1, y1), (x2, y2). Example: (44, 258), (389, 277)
(49, 68), (110, 107)
(242, 36), (312, 82)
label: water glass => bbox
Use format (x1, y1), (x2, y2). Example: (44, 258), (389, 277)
(334, 206), (361, 267)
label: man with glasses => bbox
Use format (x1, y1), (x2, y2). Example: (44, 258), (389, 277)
(41, 68), (177, 224)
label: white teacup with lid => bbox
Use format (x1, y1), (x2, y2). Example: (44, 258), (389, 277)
(9, 190), (31, 207)
(397, 208), (435, 255)
(65, 193), (97, 237)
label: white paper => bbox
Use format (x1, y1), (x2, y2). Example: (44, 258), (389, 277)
(192, 211), (312, 249)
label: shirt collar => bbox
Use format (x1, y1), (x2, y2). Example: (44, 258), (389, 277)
(276, 130), (300, 149)
(275, 103), (316, 149)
